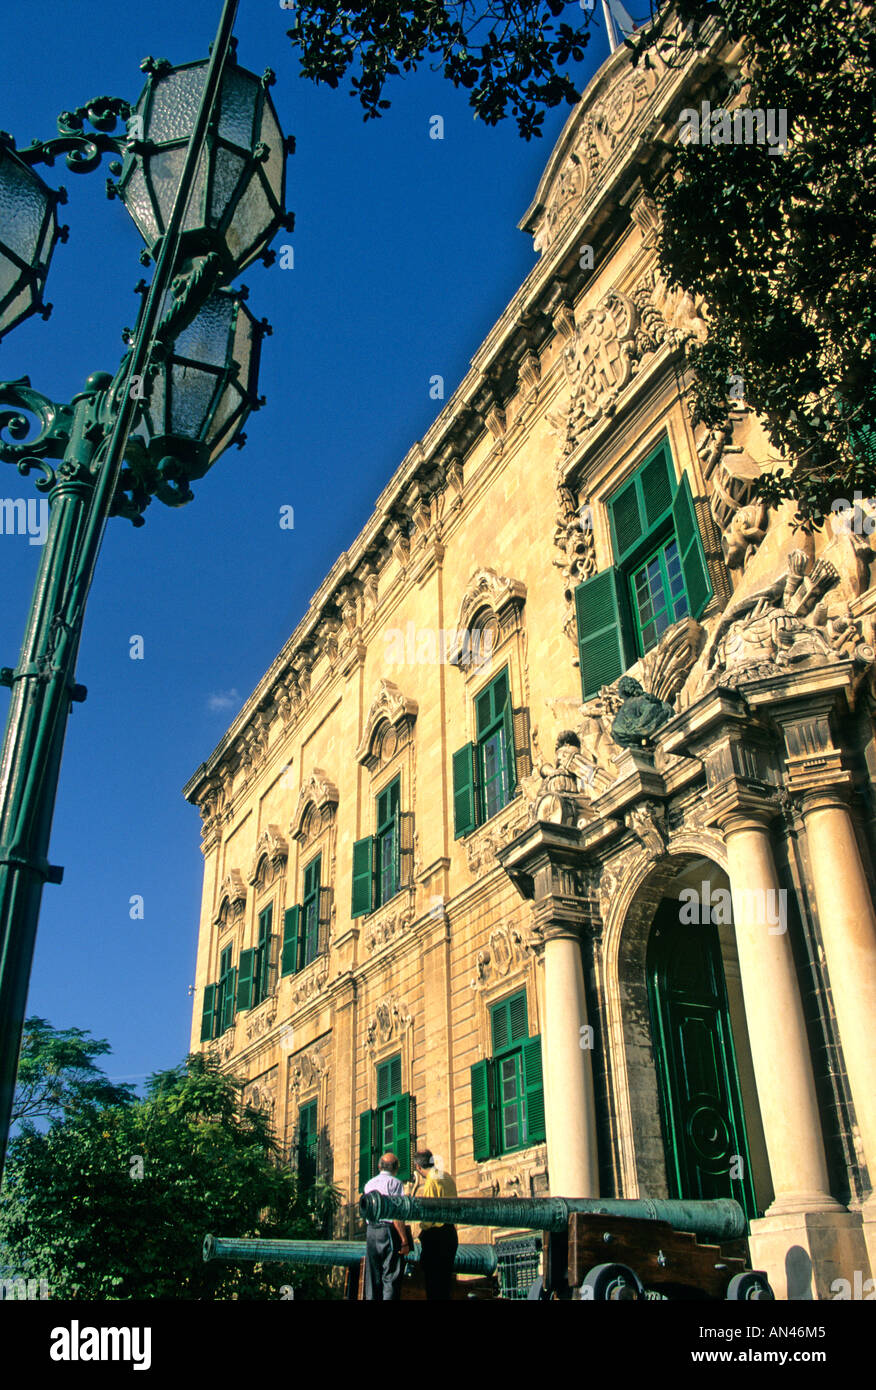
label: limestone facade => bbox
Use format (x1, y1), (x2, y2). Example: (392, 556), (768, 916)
(186, 14), (876, 1298)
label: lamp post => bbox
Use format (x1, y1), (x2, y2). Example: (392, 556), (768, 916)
(0, 0), (292, 1180)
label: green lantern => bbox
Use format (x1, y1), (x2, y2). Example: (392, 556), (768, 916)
(116, 54), (289, 276)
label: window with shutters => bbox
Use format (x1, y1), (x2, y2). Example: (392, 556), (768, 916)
(280, 853), (330, 977)
(358, 1052), (414, 1184)
(201, 946), (238, 1041)
(351, 774), (413, 918)
(375, 778), (400, 908)
(301, 854), (322, 968)
(215, 945), (237, 1036)
(452, 666), (530, 838)
(297, 1099), (318, 1190)
(252, 904), (273, 1007)
(469, 990), (545, 1160)
(574, 440), (713, 700)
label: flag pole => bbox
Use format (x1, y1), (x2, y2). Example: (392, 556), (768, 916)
(602, 0), (621, 51)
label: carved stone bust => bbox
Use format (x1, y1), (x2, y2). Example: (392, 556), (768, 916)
(610, 677), (675, 748)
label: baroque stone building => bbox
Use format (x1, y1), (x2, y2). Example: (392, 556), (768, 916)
(186, 13), (876, 1299)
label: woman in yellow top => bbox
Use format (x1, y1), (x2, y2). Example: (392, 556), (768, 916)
(414, 1149), (458, 1300)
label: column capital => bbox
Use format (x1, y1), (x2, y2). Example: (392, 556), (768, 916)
(798, 786), (854, 819)
(705, 782), (781, 836)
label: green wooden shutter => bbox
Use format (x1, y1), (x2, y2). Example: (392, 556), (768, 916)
(317, 885), (331, 956)
(509, 990), (529, 1044)
(471, 1059), (497, 1161)
(220, 968), (236, 1033)
(280, 905), (300, 977)
(502, 693), (517, 797)
(351, 835), (375, 918)
(303, 855), (321, 899)
(574, 567), (635, 700)
(236, 948), (256, 1011)
(672, 473), (713, 619)
(358, 1109), (375, 1190)
(394, 1093), (412, 1182)
(377, 1059), (391, 1106)
(200, 983), (217, 1042)
(608, 476), (645, 559)
(389, 1053), (402, 1097)
(491, 998), (510, 1053)
(452, 743), (479, 838)
(512, 706), (532, 784)
(640, 445), (674, 528)
(523, 1035), (546, 1144)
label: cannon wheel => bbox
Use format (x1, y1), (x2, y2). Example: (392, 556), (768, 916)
(726, 1271), (774, 1301)
(580, 1262), (644, 1301)
(526, 1276), (551, 1300)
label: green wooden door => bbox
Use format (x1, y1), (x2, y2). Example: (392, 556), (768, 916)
(647, 898), (758, 1222)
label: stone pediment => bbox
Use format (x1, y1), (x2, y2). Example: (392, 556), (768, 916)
(521, 40), (669, 255)
(248, 825), (289, 884)
(291, 769), (339, 841)
(452, 568), (527, 646)
(355, 680), (418, 764)
(214, 869), (247, 924)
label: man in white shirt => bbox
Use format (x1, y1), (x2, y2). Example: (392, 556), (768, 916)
(361, 1152), (410, 1300)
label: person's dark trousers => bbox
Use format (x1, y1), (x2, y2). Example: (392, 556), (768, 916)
(419, 1224), (458, 1300)
(364, 1222), (404, 1301)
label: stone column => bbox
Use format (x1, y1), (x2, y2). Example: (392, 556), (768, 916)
(800, 790), (876, 1267)
(541, 924), (600, 1198)
(720, 807), (869, 1296)
(722, 810), (835, 1211)
(497, 822), (602, 1201)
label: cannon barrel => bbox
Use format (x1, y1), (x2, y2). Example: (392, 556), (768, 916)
(358, 1194), (747, 1242)
(202, 1234), (497, 1275)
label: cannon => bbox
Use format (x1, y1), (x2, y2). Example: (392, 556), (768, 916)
(359, 1194), (774, 1301)
(202, 1233), (499, 1300)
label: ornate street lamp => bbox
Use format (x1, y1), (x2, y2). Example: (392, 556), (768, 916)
(0, 0), (291, 1181)
(117, 279), (270, 517)
(0, 141), (64, 339)
(116, 52), (291, 277)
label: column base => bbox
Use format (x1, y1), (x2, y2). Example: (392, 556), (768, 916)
(748, 1207), (871, 1300)
(859, 1195), (876, 1282)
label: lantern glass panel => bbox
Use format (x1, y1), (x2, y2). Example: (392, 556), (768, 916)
(148, 66), (206, 144)
(0, 286), (32, 336)
(259, 106), (284, 203)
(209, 379), (240, 446)
(142, 370), (166, 437)
(232, 305), (255, 383)
(225, 175), (272, 264)
(149, 147), (187, 226)
(39, 220), (55, 263)
(210, 147), (247, 223)
(171, 362), (220, 437)
(174, 291), (235, 367)
(0, 154), (47, 263)
(218, 68), (259, 147)
(123, 163), (159, 242)
(181, 147), (209, 233)
(0, 256), (17, 298)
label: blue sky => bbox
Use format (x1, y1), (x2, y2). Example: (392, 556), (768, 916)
(0, 0), (612, 1090)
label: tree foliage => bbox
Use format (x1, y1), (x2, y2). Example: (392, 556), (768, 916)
(11, 1016), (135, 1129)
(630, 0), (876, 524)
(1, 1052), (340, 1300)
(286, 0), (596, 139)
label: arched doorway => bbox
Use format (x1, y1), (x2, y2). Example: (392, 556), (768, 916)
(646, 893), (759, 1222)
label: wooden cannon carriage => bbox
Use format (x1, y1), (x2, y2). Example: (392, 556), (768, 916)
(358, 1193), (775, 1301)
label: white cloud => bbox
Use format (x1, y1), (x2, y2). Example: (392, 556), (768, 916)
(207, 688), (241, 712)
